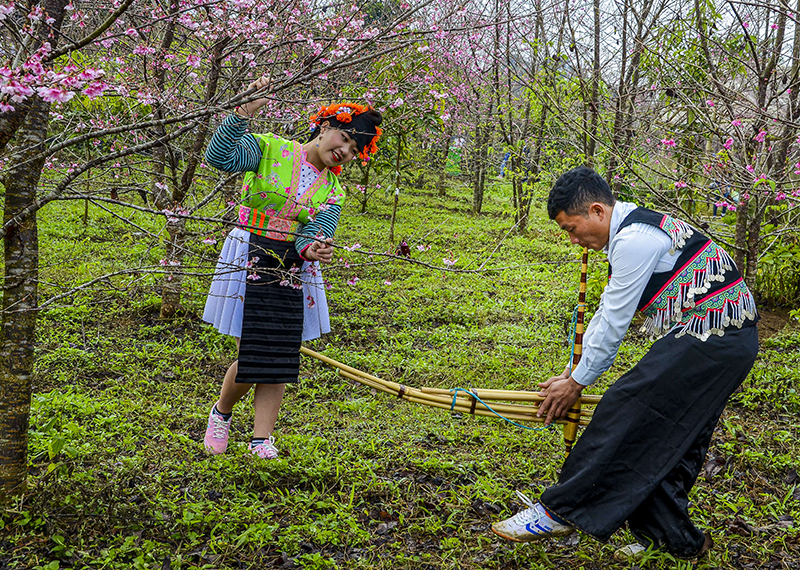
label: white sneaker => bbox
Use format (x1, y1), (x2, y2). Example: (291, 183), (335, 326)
(491, 491), (575, 542)
(614, 543), (646, 561)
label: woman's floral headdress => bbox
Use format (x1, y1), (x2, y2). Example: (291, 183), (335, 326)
(310, 102), (383, 164)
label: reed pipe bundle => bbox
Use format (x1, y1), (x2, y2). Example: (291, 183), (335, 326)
(301, 346), (596, 428)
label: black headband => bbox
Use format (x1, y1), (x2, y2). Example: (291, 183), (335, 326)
(326, 113), (378, 153)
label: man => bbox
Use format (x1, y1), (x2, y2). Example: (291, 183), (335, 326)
(491, 167), (759, 559)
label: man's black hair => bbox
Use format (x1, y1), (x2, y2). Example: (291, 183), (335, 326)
(547, 166), (615, 220)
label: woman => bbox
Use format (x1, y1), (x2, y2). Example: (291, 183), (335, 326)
(201, 76), (382, 459)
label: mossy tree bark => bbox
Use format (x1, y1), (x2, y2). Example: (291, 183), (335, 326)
(437, 125), (452, 197)
(0, 0), (70, 504)
(0, 95), (52, 502)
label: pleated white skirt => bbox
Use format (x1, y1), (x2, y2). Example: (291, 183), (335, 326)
(202, 228), (330, 341)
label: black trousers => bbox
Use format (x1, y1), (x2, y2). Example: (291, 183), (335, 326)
(540, 325), (759, 558)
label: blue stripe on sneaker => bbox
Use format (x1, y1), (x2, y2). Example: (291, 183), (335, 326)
(525, 522), (551, 535)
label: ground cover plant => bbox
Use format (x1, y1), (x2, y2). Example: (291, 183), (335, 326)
(1, 177), (798, 569)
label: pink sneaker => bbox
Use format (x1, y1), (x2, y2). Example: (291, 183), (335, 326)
(248, 437), (279, 459)
(203, 405), (232, 455)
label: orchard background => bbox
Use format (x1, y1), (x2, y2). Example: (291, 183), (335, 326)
(1, 0), (799, 568)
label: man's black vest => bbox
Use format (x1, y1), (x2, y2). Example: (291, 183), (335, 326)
(612, 207), (757, 341)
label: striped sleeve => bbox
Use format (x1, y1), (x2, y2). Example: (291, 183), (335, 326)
(204, 114), (262, 172)
(295, 205), (342, 258)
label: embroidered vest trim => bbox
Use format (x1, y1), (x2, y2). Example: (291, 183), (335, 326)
(237, 205), (300, 241)
(614, 207), (757, 341)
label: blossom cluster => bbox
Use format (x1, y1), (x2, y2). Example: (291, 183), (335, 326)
(0, 37), (109, 112)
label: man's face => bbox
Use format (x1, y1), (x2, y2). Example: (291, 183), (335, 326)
(554, 204), (611, 251)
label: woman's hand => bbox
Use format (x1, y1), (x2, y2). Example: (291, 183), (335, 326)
(303, 238), (334, 263)
(236, 76), (271, 118)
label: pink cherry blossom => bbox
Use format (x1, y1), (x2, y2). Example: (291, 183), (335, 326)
(83, 81), (109, 99)
(36, 86), (74, 103)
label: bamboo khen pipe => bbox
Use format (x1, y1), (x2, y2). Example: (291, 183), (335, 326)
(336, 369), (591, 426)
(562, 248), (590, 455)
(300, 346), (596, 428)
(339, 369), (594, 420)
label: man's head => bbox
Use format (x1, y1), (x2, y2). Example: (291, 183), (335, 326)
(547, 166), (616, 251)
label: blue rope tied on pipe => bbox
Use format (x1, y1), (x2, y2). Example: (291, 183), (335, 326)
(448, 387), (552, 431)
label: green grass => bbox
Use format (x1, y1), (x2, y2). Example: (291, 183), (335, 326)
(1, 176), (799, 569)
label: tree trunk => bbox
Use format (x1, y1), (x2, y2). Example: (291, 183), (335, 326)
(0, 0), (70, 504)
(0, 97), (50, 502)
(158, 37), (228, 319)
(389, 134), (402, 243)
(472, 123), (489, 215)
(733, 193), (749, 273)
(745, 212), (761, 290)
(437, 126), (452, 197)
(585, 0), (601, 165)
(160, 218), (187, 319)
(517, 104), (548, 233)
(359, 159), (372, 214)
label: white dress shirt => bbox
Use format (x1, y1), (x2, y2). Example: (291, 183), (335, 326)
(571, 201), (682, 386)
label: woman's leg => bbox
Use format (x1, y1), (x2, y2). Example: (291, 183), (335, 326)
(252, 383), (287, 438)
(216, 361), (253, 413)
(215, 339), (250, 414)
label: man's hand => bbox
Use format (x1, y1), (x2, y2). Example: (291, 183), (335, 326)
(303, 238), (334, 263)
(537, 370), (584, 426)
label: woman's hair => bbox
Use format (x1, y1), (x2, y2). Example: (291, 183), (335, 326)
(308, 103), (383, 162)
(547, 166), (615, 220)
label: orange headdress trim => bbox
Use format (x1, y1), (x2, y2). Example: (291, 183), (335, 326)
(310, 102), (382, 163)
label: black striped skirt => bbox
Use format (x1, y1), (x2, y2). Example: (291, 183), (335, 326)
(236, 234), (305, 384)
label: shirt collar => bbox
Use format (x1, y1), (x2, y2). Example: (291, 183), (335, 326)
(603, 201), (638, 254)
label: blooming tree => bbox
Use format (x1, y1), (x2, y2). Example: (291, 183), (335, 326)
(0, 0), (465, 500)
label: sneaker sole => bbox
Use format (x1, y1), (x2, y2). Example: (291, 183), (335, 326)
(203, 442), (227, 455)
(491, 524), (574, 543)
(491, 525), (524, 543)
